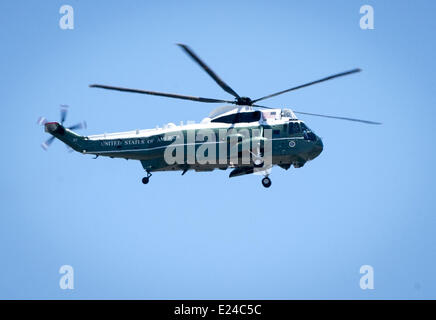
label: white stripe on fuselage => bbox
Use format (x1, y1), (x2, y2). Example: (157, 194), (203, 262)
(87, 136), (304, 155)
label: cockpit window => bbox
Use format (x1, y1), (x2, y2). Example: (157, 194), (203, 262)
(289, 121), (316, 140)
(306, 131), (317, 141)
(299, 123), (317, 141)
(211, 111), (261, 124)
(300, 123), (309, 131)
(289, 122), (301, 134)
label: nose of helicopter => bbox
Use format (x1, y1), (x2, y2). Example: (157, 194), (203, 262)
(310, 136), (323, 159)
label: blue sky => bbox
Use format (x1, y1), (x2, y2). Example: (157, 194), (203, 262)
(0, 0), (435, 299)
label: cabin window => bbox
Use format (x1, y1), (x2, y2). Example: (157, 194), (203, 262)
(211, 113), (237, 124)
(211, 111), (261, 124)
(238, 111), (261, 123)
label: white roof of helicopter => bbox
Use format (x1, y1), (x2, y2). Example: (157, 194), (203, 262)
(87, 106), (300, 140)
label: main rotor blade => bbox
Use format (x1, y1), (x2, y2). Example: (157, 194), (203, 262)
(293, 110), (381, 125)
(89, 84), (234, 104)
(253, 69), (362, 103)
(177, 43), (240, 99)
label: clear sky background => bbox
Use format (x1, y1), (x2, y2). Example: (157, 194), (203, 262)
(0, 0), (435, 299)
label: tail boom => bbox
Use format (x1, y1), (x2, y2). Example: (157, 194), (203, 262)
(44, 122), (87, 152)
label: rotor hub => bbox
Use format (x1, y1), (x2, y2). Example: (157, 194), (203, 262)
(236, 97), (252, 106)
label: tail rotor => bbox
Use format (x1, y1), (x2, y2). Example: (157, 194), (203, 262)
(38, 105), (87, 150)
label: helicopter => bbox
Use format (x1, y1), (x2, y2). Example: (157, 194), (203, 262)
(39, 44), (380, 188)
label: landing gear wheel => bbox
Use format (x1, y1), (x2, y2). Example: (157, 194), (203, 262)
(262, 177), (272, 188)
(142, 171), (152, 184)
